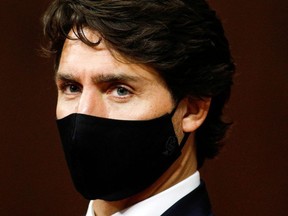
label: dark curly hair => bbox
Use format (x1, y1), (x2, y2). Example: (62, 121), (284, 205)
(42, 0), (235, 168)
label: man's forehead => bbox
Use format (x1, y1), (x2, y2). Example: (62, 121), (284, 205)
(67, 28), (102, 44)
(63, 29), (106, 52)
(59, 29), (168, 87)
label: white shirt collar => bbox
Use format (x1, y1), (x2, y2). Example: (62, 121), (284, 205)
(86, 171), (200, 216)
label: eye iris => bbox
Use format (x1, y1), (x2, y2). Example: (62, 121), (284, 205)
(69, 85), (78, 92)
(117, 87), (128, 96)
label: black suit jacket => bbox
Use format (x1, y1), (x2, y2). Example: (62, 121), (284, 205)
(161, 182), (213, 216)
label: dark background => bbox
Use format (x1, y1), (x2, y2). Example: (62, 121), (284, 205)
(0, 0), (287, 215)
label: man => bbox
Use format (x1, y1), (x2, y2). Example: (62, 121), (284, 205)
(43, 0), (235, 215)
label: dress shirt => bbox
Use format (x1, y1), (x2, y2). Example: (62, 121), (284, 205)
(86, 171), (200, 216)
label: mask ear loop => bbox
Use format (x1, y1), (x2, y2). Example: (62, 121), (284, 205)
(179, 133), (190, 150)
(169, 100), (190, 150)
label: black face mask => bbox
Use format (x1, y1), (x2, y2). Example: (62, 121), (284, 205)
(56, 109), (189, 201)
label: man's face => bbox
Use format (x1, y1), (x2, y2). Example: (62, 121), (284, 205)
(56, 29), (175, 122)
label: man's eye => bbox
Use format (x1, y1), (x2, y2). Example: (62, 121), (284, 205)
(59, 83), (82, 94)
(108, 86), (132, 100)
(116, 87), (130, 96)
(67, 84), (80, 93)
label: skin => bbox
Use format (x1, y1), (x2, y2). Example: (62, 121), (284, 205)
(56, 29), (210, 216)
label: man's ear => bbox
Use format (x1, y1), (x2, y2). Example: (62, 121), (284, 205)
(182, 97), (211, 133)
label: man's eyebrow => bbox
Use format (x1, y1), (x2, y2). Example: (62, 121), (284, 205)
(54, 72), (142, 84)
(55, 72), (78, 82)
(92, 73), (140, 84)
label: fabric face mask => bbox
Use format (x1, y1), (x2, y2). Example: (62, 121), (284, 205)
(56, 109), (189, 201)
